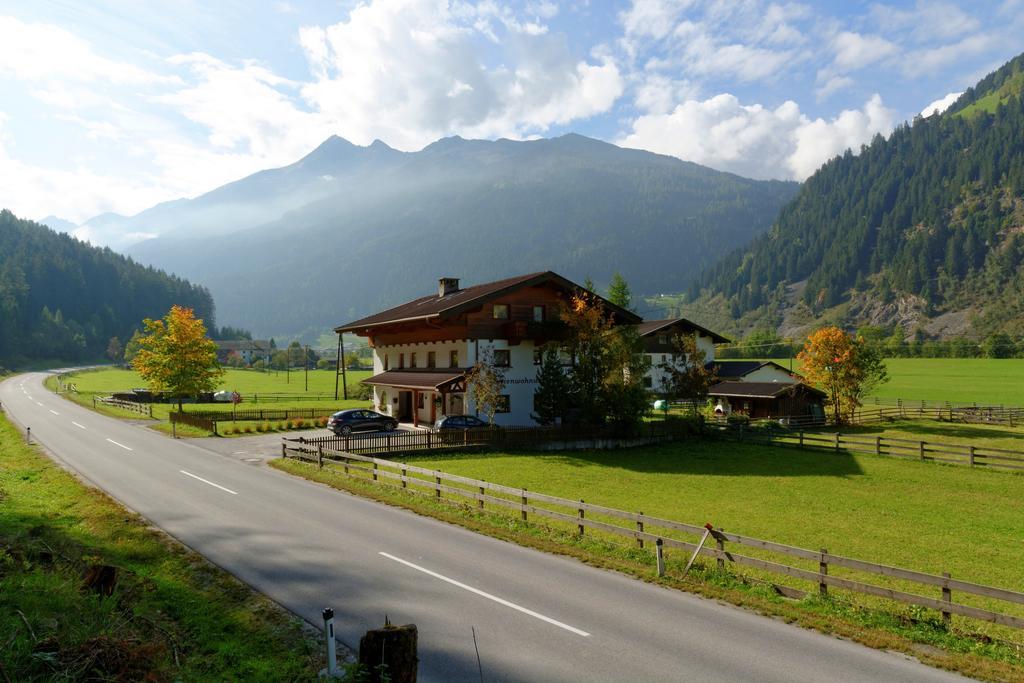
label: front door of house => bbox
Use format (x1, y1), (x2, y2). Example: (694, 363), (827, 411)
(398, 391), (413, 420)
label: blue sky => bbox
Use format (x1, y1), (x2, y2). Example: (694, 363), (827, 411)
(0, 0), (1021, 239)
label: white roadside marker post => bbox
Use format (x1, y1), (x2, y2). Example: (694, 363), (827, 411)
(320, 607), (341, 678)
(655, 538), (665, 577)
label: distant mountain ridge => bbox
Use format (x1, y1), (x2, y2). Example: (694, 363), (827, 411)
(688, 51), (1024, 340)
(113, 133), (798, 337)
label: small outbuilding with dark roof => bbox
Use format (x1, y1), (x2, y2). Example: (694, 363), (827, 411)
(709, 381), (826, 421)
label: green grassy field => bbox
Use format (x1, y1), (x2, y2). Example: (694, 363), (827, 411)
(395, 442), (1024, 595)
(0, 413), (319, 679)
(51, 367), (373, 422)
(869, 359), (1024, 404)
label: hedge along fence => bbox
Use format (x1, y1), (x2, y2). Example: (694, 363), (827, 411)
(179, 407), (339, 423)
(279, 442), (1024, 639)
(289, 421), (697, 456)
(712, 422), (1024, 471)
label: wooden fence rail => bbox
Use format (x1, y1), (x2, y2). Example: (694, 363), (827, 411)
(179, 407), (337, 423)
(280, 441), (1024, 632)
(95, 396), (152, 417)
(713, 423), (1024, 471)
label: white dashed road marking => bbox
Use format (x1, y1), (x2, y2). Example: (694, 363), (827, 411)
(179, 470), (238, 495)
(378, 552), (591, 637)
(106, 438), (133, 451)
(72, 422), (86, 430)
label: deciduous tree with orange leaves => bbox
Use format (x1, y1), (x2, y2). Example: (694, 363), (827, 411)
(131, 305), (224, 411)
(797, 326), (888, 425)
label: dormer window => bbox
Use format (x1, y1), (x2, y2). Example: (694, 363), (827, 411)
(658, 333), (668, 345)
(492, 304), (509, 320)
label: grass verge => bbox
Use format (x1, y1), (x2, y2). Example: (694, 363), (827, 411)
(271, 453), (1024, 682)
(0, 412), (320, 681)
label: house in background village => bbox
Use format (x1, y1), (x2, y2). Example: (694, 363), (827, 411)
(213, 339), (272, 366)
(635, 318), (729, 391)
(335, 272), (639, 426)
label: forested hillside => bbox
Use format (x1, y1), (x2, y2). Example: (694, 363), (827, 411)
(120, 134), (797, 337)
(690, 52), (1024, 340)
(0, 210), (215, 366)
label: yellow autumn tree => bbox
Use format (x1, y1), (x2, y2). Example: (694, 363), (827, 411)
(797, 326), (888, 425)
(132, 305), (224, 411)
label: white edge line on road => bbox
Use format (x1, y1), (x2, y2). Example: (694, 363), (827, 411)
(49, 409), (59, 415)
(106, 438), (133, 451)
(72, 422), (86, 430)
(180, 470), (238, 495)
(378, 552), (591, 637)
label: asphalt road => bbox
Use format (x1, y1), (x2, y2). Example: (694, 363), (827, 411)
(0, 372), (970, 682)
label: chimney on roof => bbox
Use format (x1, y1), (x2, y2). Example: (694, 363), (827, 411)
(438, 277), (460, 297)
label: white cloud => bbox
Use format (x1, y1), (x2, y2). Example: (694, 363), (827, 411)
(871, 1), (981, 42)
(815, 75), (854, 101)
(621, 0), (695, 40)
(618, 93), (896, 181)
(0, 111), (175, 227)
(0, 15), (176, 86)
(903, 33), (995, 77)
(296, 0), (623, 149)
(831, 31), (898, 71)
(920, 91), (961, 117)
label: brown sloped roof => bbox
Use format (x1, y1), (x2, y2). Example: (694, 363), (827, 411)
(708, 381), (826, 399)
(711, 360), (801, 380)
(336, 271), (642, 333)
(362, 369), (465, 390)
(635, 318), (730, 344)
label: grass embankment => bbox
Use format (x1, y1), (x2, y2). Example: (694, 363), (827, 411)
(273, 439), (1024, 681)
(0, 413), (319, 680)
(47, 367), (373, 436)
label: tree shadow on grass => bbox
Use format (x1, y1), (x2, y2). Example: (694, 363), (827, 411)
(406, 439), (865, 478)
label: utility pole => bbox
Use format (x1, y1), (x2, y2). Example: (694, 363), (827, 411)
(334, 332), (342, 400)
(304, 344), (309, 392)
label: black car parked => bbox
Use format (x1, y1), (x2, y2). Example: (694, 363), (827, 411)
(434, 415), (490, 430)
(328, 409), (398, 435)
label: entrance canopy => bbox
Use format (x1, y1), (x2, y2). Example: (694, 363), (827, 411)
(363, 369), (466, 393)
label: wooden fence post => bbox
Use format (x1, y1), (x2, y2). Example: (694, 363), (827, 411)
(521, 489), (528, 521)
(834, 432), (840, 452)
(434, 473), (441, 498)
(798, 431), (804, 448)
(968, 446), (975, 467)
(819, 548), (828, 598)
(942, 572), (952, 624)
(875, 436), (881, 456)
(577, 500), (585, 536)
(636, 512), (644, 549)
(716, 529), (725, 571)
(919, 441), (926, 461)
(317, 445), (323, 470)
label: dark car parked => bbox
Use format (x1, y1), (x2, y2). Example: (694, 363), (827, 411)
(328, 409), (398, 435)
(434, 415), (490, 430)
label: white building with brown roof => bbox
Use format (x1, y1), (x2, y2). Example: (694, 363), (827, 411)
(335, 272), (640, 427)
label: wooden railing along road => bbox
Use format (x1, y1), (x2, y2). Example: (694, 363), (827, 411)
(95, 396), (153, 417)
(280, 440), (1024, 634)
